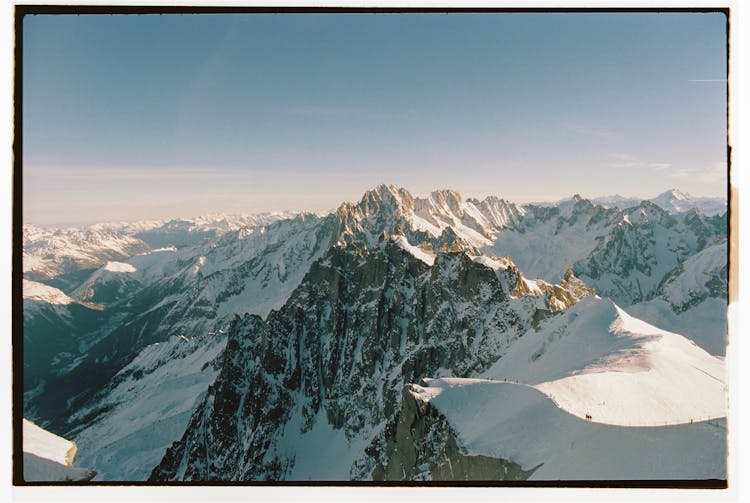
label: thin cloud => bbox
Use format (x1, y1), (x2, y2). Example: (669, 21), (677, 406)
(608, 152), (639, 168)
(697, 161), (728, 184)
(608, 154), (673, 171)
(668, 162), (726, 184)
(648, 163), (673, 170)
(687, 79), (726, 82)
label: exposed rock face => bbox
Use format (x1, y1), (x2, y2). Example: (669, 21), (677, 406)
(539, 268), (597, 311)
(647, 237), (728, 313)
(573, 202), (726, 304)
(376, 383), (538, 481)
(150, 241), (545, 481)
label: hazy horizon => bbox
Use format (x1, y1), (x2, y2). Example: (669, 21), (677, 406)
(23, 183), (727, 228)
(23, 12), (728, 226)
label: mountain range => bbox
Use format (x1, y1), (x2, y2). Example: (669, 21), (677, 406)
(20, 186), (728, 482)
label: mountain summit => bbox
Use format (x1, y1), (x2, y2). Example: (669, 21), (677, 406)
(21, 184), (728, 482)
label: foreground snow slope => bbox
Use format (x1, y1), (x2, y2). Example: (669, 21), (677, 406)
(482, 296), (725, 426)
(410, 379), (725, 480)
(23, 419), (96, 482)
(24, 418), (76, 466)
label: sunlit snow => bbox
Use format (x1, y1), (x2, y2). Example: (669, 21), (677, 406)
(23, 279), (75, 305)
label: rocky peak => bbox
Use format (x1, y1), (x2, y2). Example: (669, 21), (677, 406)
(552, 269), (597, 310)
(427, 189), (464, 215)
(150, 239), (533, 481)
(653, 188), (689, 206)
(507, 266), (595, 312)
(667, 188), (688, 200)
(629, 200), (676, 226)
(359, 184), (415, 215)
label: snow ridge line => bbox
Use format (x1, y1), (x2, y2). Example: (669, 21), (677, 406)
(468, 378), (726, 428)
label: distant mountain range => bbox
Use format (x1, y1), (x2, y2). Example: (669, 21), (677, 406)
(592, 188), (726, 215)
(20, 185), (728, 482)
(528, 189), (726, 217)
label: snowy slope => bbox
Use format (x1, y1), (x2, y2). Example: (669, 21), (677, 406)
(23, 279), (76, 313)
(650, 238), (727, 307)
(391, 235), (436, 265)
(627, 298), (727, 356)
(486, 197), (620, 282)
(23, 419), (96, 482)
(626, 238), (728, 355)
(69, 333), (227, 481)
(403, 297), (726, 479)
(409, 379), (725, 480)
(24, 418), (76, 465)
(70, 261), (143, 305)
(23, 279), (74, 304)
(481, 296), (725, 426)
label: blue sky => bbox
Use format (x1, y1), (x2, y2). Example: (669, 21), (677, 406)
(23, 12), (728, 225)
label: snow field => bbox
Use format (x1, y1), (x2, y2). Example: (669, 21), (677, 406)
(411, 379), (725, 480)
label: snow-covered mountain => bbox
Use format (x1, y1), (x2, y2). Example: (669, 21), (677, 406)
(573, 202), (725, 305)
(383, 296), (725, 480)
(23, 279), (77, 310)
(68, 332), (227, 481)
(590, 189), (726, 216)
(95, 212), (298, 249)
(591, 194), (643, 209)
(23, 212), (319, 432)
(22, 212), (297, 284)
(484, 196), (725, 312)
(69, 261), (144, 305)
(20, 184), (728, 482)
(650, 189), (727, 216)
(149, 238), (595, 481)
(627, 237), (728, 355)
(23, 225), (150, 284)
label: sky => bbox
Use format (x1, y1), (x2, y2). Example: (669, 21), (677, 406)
(22, 11), (728, 225)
